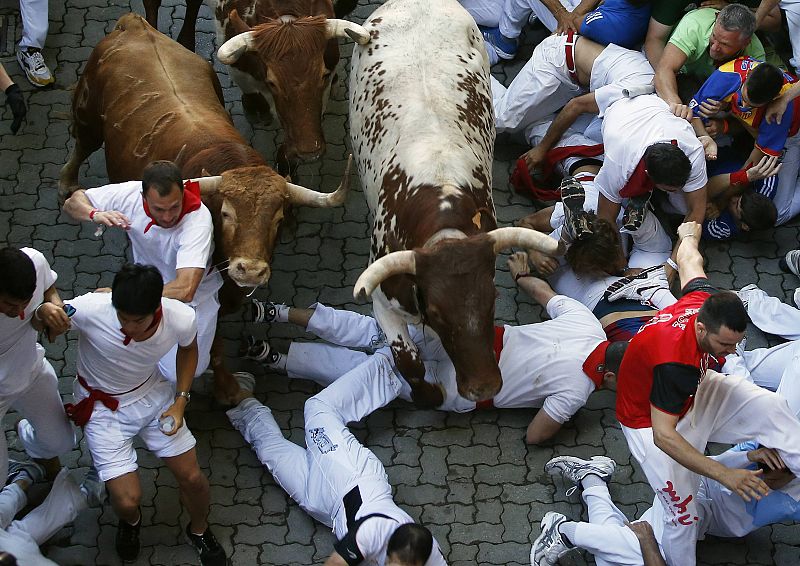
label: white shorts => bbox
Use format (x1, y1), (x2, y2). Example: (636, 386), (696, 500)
(82, 377), (196, 482)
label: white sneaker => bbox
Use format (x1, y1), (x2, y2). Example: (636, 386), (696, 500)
(735, 283), (761, 309)
(234, 372), (255, 393)
(17, 47), (55, 87)
(544, 455), (616, 493)
(780, 250), (800, 278)
(604, 265), (668, 304)
(794, 288), (800, 309)
(80, 466), (106, 508)
(530, 512), (573, 566)
(6, 459), (45, 486)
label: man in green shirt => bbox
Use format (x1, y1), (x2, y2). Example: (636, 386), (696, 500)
(654, 4), (765, 120)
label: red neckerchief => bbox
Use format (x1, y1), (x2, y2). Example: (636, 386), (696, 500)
(510, 143), (604, 201)
(619, 140), (678, 199)
(142, 180), (202, 234)
(121, 306), (163, 345)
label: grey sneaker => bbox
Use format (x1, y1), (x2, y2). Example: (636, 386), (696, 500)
(531, 512), (573, 566)
(604, 265), (669, 304)
(17, 47), (55, 87)
(234, 372), (255, 393)
(734, 283), (761, 309)
(794, 288), (800, 309)
(779, 250), (800, 277)
(6, 459), (45, 486)
(545, 455), (616, 494)
(560, 176), (592, 241)
(80, 466), (106, 507)
(621, 192), (652, 231)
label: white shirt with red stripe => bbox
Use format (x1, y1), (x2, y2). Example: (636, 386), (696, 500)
(68, 292), (197, 394)
(85, 181), (223, 305)
(0, 248), (57, 396)
(595, 94), (707, 205)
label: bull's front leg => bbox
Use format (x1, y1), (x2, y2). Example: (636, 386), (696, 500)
(177, 0), (203, 52)
(210, 329), (238, 405)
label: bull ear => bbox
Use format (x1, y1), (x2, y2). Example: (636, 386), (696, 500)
(325, 19), (371, 45)
(286, 154), (352, 208)
(487, 227), (565, 256)
(353, 251), (417, 301)
(217, 11), (255, 64)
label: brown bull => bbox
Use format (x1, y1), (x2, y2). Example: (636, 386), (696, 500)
(59, 13), (349, 397)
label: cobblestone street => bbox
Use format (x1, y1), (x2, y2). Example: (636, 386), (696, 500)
(1, 0), (799, 564)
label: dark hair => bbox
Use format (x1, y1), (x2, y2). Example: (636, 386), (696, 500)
(111, 264), (164, 316)
(386, 523), (434, 565)
(644, 143), (691, 188)
(696, 291), (748, 334)
(0, 552), (17, 566)
(566, 214), (625, 277)
(604, 341), (629, 375)
(746, 64), (784, 106)
(142, 160), (183, 198)
(739, 190), (777, 231)
(0, 247), (37, 300)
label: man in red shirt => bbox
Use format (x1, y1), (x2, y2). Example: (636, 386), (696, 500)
(616, 221), (800, 566)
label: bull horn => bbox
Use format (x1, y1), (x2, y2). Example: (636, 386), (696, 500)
(488, 227), (565, 256)
(286, 154), (353, 207)
(353, 251), (416, 300)
(192, 175), (223, 195)
(325, 19), (371, 45)
(217, 31), (256, 64)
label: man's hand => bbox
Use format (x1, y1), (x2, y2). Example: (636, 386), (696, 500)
(4, 84), (26, 134)
(696, 98), (723, 119)
(92, 210), (131, 230)
(718, 467), (770, 501)
(669, 102), (692, 121)
(705, 202), (721, 220)
(37, 303), (71, 340)
(747, 154), (782, 182)
(677, 221), (701, 240)
(507, 251), (531, 280)
(528, 248), (559, 276)
(555, 10), (579, 34)
(522, 146), (547, 176)
(765, 96), (790, 125)
(698, 135), (717, 160)
(626, 520), (656, 542)
(700, 0), (729, 8)
(160, 398), (187, 436)
(747, 446), (786, 471)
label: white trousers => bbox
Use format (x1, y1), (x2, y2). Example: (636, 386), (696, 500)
(0, 467), (86, 566)
(781, 0), (800, 72)
(18, 0), (48, 50)
(460, 0), (578, 37)
(227, 354), (402, 536)
(622, 371), (800, 566)
(772, 134), (800, 226)
(158, 292), (219, 381)
(571, 485), (647, 566)
(0, 359), (74, 484)
(493, 35), (584, 134)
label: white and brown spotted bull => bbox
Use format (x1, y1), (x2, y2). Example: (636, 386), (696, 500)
(141, 0), (369, 171)
(349, 0), (562, 403)
(59, 13), (349, 398)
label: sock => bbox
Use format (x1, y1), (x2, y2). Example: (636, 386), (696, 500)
(267, 352), (288, 373)
(580, 474), (606, 490)
(274, 304), (290, 323)
(558, 522), (577, 547)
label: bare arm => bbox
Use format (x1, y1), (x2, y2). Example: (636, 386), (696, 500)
(596, 193), (621, 227)
(644, 18), (673, 70)
(651, 407), (769, 501)
(160, 337), (198, 435)
(323, 553), (349, 566)
(62, 189), (131, 229)
(675, 222), (705, 288)
(627, 522), (667, 566)
(682, 186), (708, 225)
(163, 267), (205, 303)
(31, 284), (70, 340)
(508, 251), (558, 306)
(755, 0), (780, 28)
(766, 81), (800, 125)
(525, 410), (563, 444)
(655, 44), (691, 119)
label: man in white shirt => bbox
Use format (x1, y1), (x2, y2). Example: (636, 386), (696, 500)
(0, 247), (75, 482)
(62, 160), (223, 383)
(241, 253), (625, 444)
(66, 264), (226, 565)
(224, 357), (448, 566)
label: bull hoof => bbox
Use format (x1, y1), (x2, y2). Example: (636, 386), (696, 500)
(57, 184), (79, 206)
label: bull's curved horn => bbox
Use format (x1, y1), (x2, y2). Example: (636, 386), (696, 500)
(353, 251), (416, 300)
(286, 154), (353, 208)
(488, 227), (565, 256)
(217, 31), (256, 64)
(325, 19), (371, 45)
(192, 176), (223, 196)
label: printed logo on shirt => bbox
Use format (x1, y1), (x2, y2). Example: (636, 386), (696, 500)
(637, 312), (673, 333)
(309, 428), (338, 454)
(659, 480), (699, 526)
(672, 307), (699, 331)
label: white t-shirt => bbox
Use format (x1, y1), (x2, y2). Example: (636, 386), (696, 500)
(493, 295), (604, 423)
(85, 181), (223, 305)
(595, 95), (707, 205)
(69, 292), (197, 393)
(0, 248), (57, 396)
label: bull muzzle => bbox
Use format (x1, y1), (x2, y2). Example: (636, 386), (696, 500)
(228, 257), (271, 288)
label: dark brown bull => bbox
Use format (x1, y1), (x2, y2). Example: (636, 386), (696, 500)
(59, 13), (349, 398)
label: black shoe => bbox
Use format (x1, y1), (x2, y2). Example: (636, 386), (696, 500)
(560, 176), (592, 241)
(248, 299), (279, 323)
(186, 524), (229, 566)
(621, 192), (652, 231)
(239, 336), (275, 363)
(116, 514), (141, 563)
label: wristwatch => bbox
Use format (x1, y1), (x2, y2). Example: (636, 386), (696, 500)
(175, 391), (191, 403)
